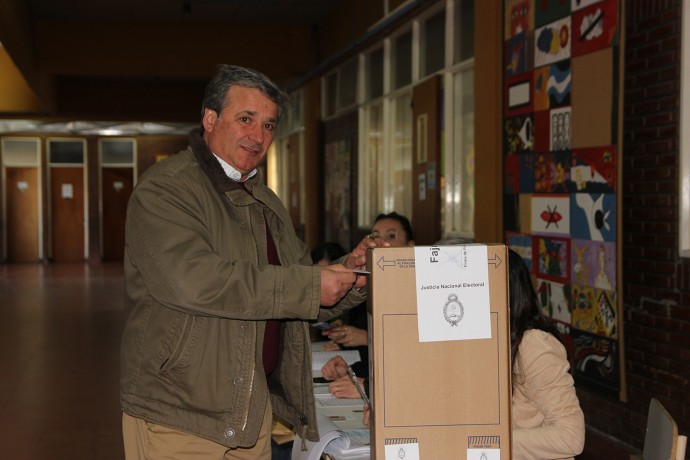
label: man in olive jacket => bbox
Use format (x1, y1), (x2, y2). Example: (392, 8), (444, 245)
(120, 65), (370, 459)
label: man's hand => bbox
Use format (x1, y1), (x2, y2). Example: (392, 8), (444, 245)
(342, 235), (390, 270)
(320, 265), (356, 306)
(340, 235), (390, 291)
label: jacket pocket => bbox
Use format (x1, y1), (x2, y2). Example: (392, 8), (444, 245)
(158, 313), (200, 384)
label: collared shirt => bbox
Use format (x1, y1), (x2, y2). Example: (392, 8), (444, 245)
(213, 153), (257, 182)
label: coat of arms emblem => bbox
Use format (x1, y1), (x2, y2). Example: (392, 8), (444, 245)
(443, 293), (464, 326)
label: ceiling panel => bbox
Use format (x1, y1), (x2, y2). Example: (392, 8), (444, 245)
(0, 0), (350, 133)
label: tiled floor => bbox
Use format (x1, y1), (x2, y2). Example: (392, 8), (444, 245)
(0, 262), (126, 460)
(0, 262), (640, 460)
(579, 427), (639, 460)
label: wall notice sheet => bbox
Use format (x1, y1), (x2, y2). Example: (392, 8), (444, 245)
(414, 244), (491, 342)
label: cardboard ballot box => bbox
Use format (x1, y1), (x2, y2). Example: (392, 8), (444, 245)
(366, 244), (511, 460)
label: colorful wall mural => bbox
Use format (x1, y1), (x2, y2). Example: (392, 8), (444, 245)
(503, 0), (623, 398)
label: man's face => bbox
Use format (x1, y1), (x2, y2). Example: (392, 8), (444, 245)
(202, 85), (278, 180)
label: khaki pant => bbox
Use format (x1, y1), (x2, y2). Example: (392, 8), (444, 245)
(122, 400), (272, 460)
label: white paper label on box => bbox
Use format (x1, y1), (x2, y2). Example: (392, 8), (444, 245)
(467, 448), (501, 459)
(384, 442), (420, 460)
(414, 245), (491, 342)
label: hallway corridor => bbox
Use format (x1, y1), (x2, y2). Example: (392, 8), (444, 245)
(0, 262), (126, 460)
(0, 262), (637, 459)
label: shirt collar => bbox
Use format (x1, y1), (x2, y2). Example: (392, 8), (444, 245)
(212, 153), (257, 182)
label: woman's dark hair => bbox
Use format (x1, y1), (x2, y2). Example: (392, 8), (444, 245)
(311, 242), (347, 265)
(509, 249), (563, 384)
(200, 64), (288, 131)
(374, 212), (415, 243)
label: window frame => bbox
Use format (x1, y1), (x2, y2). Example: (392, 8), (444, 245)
(680, 0), (690, 257)
(356, 0), (475, 236)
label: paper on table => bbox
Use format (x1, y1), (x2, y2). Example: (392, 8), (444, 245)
(311, 350), (361, 371)
(315, 394), (366, 408)
(291, 414), (370, 460)
(329, 428), (369, 456)
(313, 383), (332, 395)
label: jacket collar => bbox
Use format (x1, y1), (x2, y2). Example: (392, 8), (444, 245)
(189, 128), (261, 195)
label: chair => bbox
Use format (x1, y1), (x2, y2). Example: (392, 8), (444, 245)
(632, 397), (687, 460)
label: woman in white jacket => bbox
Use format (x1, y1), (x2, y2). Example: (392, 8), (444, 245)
(509, 249), (585, 459)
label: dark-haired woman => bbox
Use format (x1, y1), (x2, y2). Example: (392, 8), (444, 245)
(322, 211), (416, 351)
(321, 212), (415, 399)
(509, 249), (585, 459)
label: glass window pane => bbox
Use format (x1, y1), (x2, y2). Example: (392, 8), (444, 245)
(422, 10), (446, 77)
(453, 68), (475, 235)
(366, 48), (384, 100)
(360, 103), (384, 226)
(49, 140), (84, 164)
(1, 138), (39, 166)
(392, 31), (412, 90)
(391, 93), (413, 218)
(339, 58), (357, 109)
(101, 139), (134, 164)
(454, 0), (475, 63)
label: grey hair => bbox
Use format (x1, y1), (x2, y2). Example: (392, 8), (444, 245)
(200, 64), (288, 126)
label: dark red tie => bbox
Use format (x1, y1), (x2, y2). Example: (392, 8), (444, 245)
(263, 219), (281, 375)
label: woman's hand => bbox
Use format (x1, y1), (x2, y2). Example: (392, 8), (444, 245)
(321, 340), (341, 351)
(320, 355), (348, 380)
(328, 375), (364, 399)
(324, 325), (368, 348)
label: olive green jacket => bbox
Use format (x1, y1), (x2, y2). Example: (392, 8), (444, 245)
(120, 130), (363, 448)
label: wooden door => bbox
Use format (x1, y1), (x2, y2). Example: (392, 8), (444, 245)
(101, 167), (133, 261)
(6, 167), (40, 261)
(50, 167), (85, 261)
(412, 76), (442, 245)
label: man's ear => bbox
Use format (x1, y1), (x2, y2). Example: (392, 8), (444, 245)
(202, 108), (218, 133)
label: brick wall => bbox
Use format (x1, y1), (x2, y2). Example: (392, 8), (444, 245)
(576, 0), (690, 452)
